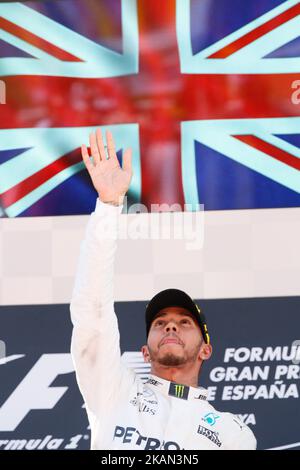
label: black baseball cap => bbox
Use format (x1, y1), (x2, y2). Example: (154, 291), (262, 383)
(145, 288), (210, 344)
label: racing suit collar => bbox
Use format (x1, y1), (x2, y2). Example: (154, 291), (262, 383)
(146, 374), (208, 401)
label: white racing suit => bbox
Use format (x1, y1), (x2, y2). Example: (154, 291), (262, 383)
(70, 198), (257, 450)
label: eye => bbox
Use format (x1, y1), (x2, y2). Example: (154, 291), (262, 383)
(181, 318), (191, 325)
(155, 320), (164, 327)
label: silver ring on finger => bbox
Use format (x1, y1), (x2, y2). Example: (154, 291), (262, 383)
(104, 145), (109, 159)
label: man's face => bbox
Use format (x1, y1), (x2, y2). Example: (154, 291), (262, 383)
(145, 306), (205, 367)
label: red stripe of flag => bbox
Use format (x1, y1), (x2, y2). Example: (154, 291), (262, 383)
(234, 134), (300, 171)
(0, 16), (83, 62)
(208, 3), (300, 59)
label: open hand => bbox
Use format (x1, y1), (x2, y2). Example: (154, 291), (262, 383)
(81, 128), (133, 206)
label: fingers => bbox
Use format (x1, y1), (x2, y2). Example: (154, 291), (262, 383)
(81, 144), (94, 172)
(106, 129), (118, 162)
(122, 147), (132, 173)
(96, 128), (106, 161)
(85, 128), (122, 168)
(89, 131), (101, 165)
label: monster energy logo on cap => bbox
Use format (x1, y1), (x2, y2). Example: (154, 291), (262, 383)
(169, 382), (189, 400)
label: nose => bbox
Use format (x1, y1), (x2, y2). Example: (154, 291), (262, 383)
(165, 321), (178, 333)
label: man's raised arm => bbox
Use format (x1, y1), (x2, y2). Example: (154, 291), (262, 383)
(70, 128), (133, 416)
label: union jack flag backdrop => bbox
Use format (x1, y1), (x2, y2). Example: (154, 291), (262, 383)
(0, 0), (300, 217)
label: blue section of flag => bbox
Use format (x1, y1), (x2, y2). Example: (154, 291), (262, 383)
(18, 169), (98, 217)
(195, 141), (300, 210)
(26, 0), (123, 53)
(0, 39), (34, 58)
(0, 39), (33, 58)
(0, 148), (31, 165)
(266, 37), (300, 58)
(275, 134), (300, 147)
(190, 0), (286, 54)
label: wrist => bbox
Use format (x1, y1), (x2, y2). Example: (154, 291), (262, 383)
(98, 194), (125, 206)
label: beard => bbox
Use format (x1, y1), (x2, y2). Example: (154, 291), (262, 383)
(157, 352), (186, 367)
(148, 340), (202, 367)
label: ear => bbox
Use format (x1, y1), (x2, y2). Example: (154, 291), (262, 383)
(198, 343), (212, 361)
(141, 345), (151, 363)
